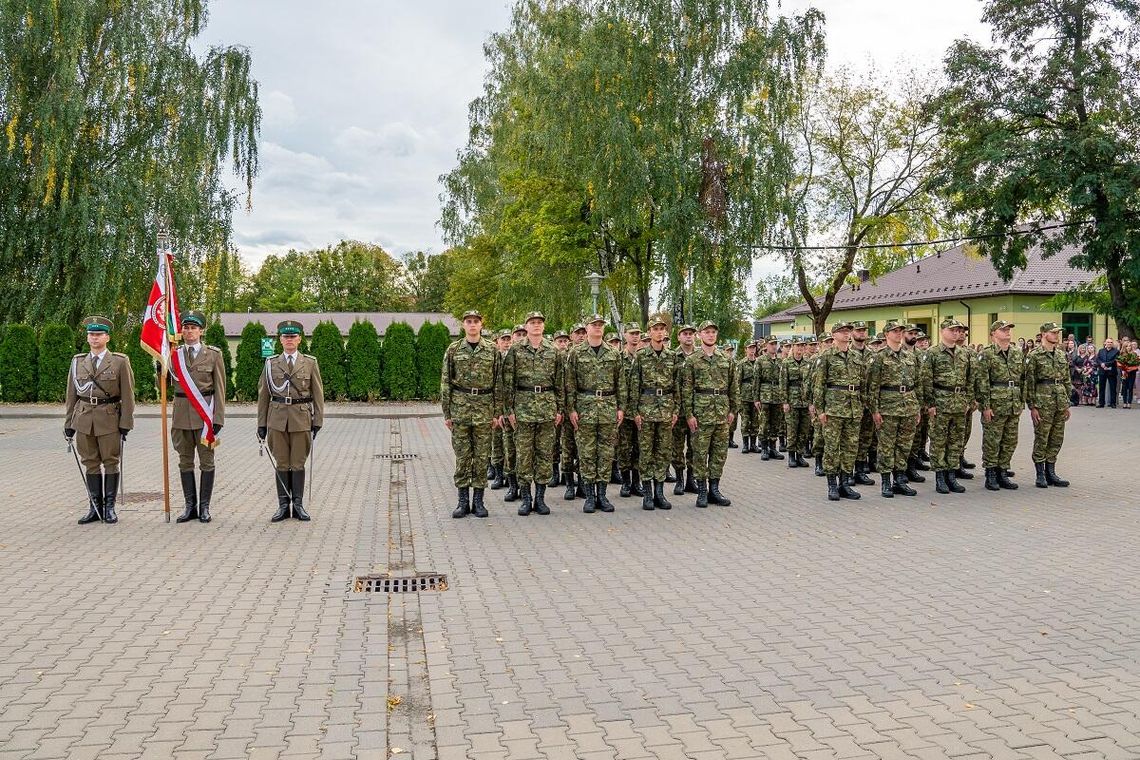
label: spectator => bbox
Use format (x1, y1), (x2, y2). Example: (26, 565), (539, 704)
(1018, 337), (1027, 353)
(1117, 337), (1138, 410)
(1076, 345), (1097, 405)
(1096, 338), (1120, 408)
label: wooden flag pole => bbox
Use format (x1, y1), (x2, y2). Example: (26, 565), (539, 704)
(161, 362), (171, 523)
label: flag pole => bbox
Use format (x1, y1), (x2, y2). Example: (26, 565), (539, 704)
(158, 229), (172, 523)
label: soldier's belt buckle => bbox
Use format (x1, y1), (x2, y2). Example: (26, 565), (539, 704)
(655, 388), (664, 396)
(284, 396), (293, 405)
(846, 385), (856, 392)
(1007, 381), (1017, 387)
(898, 385), (908, 393)
(595, 390), (605, 398)
(468, 388), (479, 396)
(88, 394), (98, 404)
(534, 386), (543, 393)
(954, 387), (963, 394)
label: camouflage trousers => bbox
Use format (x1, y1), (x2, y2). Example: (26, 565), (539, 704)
(822, 415), (859, 475)
(691, 418), (729, 480)
(739, 403), (759, 437)
(928, 410), (967, 470)
(639, 421), (673, 481)
(784, 406), (811, 452)
(671, 424), (694, 471)
(451, 421), (493, 488)
(575, 421), (618, 482)
(513, 420), (556, 485)
(910, 415), (929, 458)
(857, 411), (876, 461)
(876, 414), (917, 473)
(964, 407), (974, 446)
(812, 415), (825, 457)
(552, 422), (562, 470)
(617, 419), (640, 469)
(490, 427), (504, 467)
(501, 427), (517, 474)
(1031, 397), (1067, 464)
(560, 422), (578, 474)
(757, 402), (782, 442)
(982, 412), (1019, 468)
(727, 412), (738, 439)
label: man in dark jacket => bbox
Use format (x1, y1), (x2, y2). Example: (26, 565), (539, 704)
(1097, 338), (1120, 408)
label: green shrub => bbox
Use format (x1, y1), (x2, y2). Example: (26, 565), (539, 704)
(235, 321), (268, 401)
(38, 323), (76, 402)
(124, 323), (157, 402)
(0, 324), (38, 401)
(203, 322), (234, 399)
(310, 321), (347, 400)
(346, 320), (382, 400)
(382, 321), (417, 401)
(415, 321), (451, 400)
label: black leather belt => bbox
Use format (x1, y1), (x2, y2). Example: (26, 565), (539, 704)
(827, 384), (859, 392)
(175, 390), (214, 397)
(991, 381), (1020, 388)
(451, 384), (494, 396)
(641, 387), (670, 396)
(577, 389), (616, 397)
(81, 395), (121, 405)
(1035, 379), (1063, 385)
(880, 385), (914, 393)
(271, 395), (314, 404)
(934, 384), (967, 393)
(695, 388), (726, 395)
(516, 385), (553, 393)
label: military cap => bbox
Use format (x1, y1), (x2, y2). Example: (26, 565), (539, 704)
(990, 319), (1015, 332)
(82, 315), (113, 333)
(524, 311), (546, 323)
(181, 310), (206, 328)
(765, 336), (778, 344)
(572, 323), (587, 333)
(583, 314), (605, 326)
(882, 319), (905, 333)
(604, 332), (619, 343)
(869, 336), (884, 345)
(831, 320), (853, 332)
(914, 330), (928, 339)
(647, 313), (669, 328)
(677, 323), (696, 334)
(697, 320), (719, 332)
(512, 324), (526, 334)
(1040, 321), (1063, 333)
(553, 330), (569, 340)
(623, 323), (642, 334)
(461, 309), (483, 321)
(851, 320), (868, 330)
(277, 319), (304, 336)
(904, 323), (921, 332)
(497, 329), (513, 340)
(805, 336), (817, 344)
(940, 317), (966, 329)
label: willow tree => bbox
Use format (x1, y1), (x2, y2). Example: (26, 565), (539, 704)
(0, 0), (260, 325)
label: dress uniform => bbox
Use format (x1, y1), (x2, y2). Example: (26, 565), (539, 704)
(779, 339), (812, 467)
(752, 338), (784, 460)
(170, 311), (226, 523)
(865, 321), (921, 497)
(812, 322), (865, 501)
(566, 315), (626, 513)
(617, 324), (643, 497)
(681, 321), (738, 508)
(630, 314), (678, 510)
(671, 325), (698, 495)
(64, 316), (136, 524)
(737, 342), (760, 453)
(257, 320), (325, 522)
(921, 318), (973, 495)
(1025, 322), (1071, 488)
(977, 320), (1024, 491)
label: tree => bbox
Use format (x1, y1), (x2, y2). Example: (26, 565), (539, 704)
(124, 323), (157, 402)
(753, 273), (809, 319)
(203, 321), (233, 399)
(311, 241), (411, 311)
(37, 323), (75, 402)
(415, 322), (451, 400)
(244, 251), (317, 312)
(936, 0), (1140, 338)
(345, 320), (382, 401)
(0, 0), (260, 327)
(310, 321), (347, 400)
(235, 321), (267, 401)
(382, 322), (417, 401)
(404, 250), (454, 312)
(0, 324), (37, 401)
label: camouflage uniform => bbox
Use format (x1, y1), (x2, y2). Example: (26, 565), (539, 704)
(671, 341), (697, 493)
(616, 341), (642, 494)
(808, 341), (829, 465)
(736, 350), (759, 451)
(504, 337), (563, 487)
(681, 328), (739, 507)
(977, 330), (1025, 489)
(779, 350), (811, 462)
(866, 330), (921, 496)
(909, 341), (932, 467)
(851, 340), (877, 479)
(441, 333), (502, 492)
(631, 325), (679, 509)
(812, 343), (865, 485)
(1025, 324), (1070, 487)
(752, 348), (783, 458)
(921, 327), (974, 492)
(566, 331), (626, 511)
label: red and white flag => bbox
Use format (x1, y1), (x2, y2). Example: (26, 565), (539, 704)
(140, 249), (180, 371)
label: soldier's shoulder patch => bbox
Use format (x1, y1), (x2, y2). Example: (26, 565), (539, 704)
(111, 351), (129, 359)
(73, 352), (87, 359)
(205, 344), (222, 353)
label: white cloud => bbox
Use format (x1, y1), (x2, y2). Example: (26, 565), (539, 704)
(261, 90), (297, 128)
(334, 123), (424, 158)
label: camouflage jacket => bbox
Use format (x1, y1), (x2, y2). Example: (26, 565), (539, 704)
(1024, 346), (1070, 409)
(737, 357), (757, 397)
(778, 357), (810, 408)
(752, 354), (782, 403)
(631, 345), (679, 422)
(977, 345), (1026, 415)
(866, 347), (921, 417)
(921, 344), (973, 414)
(504, 339), (563, 423)
(440, 338), (503, 424)
(682, 348), (739, 422)
(621, 349), (640, 410)
(811, 347), (865, 418)
(566, 342), (626, 424)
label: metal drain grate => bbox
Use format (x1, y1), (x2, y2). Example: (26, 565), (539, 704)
(374, 453), (419, 460)
(354, 574), (448, 593)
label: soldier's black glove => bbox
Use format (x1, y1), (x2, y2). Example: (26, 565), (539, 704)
(311, 425), (321, 439)
(119, 429), (129, 440)
(212, 423), (223, 435)
(257, 426), (268, 441)
(64, 428), (75, 439)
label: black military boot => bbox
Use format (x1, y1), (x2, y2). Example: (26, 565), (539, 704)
(517, 482), (533, 516)
(778, 435), (787, 452)
(1045, 462), (1069, 487)
(740, 436), (750, 453)
(610, 461), (622, 485)
(880, 473), (894, 498)
(826, 475), (840, 501)
(1034, 461), (1048, 488)
(176, 470), (198, 523)
(630, 471), (644, 497)
(1005, 468), (1016, 477)
(769, 441), (784, 460)
(945, 469), (965, 493)
(291, 469), (310, 520)
(708, 479), (731, 506)
(892, 472), (917, 496)
(563, 471), (577, 500)
(728, 433), (738, 449)
(582, 482), (597, 513)
(673, 469), (686, 495)
(547, 463), (560, 488)
(695, 479), (709, 508)
(576, 475), (586, 498)
(641, 481), (655, 510)
(787, 451), (797, 468)
(837, 473), (861, 500)
(597, 482), (615, 512)
(684, 468), (698, 494)
(984, 467), (1000, 491)
(471, 488), (489, 518)
(960, 455), (976, 469)
(934, 470), (950, 494)
(102, 473), (120, 524)
(760, 441), (771, 461)
(852, 462), (874, 486)
(905, 456), (926, 483)
(452, 487), (470, 518)
(665, 465), (677, 482)
(198, 470), (214, 523)
(486, 463), (495, 480)
(918, 449), (930, 464)
(814, 455), (824, 477)
(996, 468), (1018, 490)
(868, 449), (877, 472)
(653, 481), (672, 510)
(490, 464), (506, 490)
(955, 460), (974, 479)
(620, 470), (632, 498)
(272, 473), (292, 521)
(504, 474), (519, 502)
(78, 473), (104, 524)
(533, 484), (550, 515)
(800, 451), (812, 468)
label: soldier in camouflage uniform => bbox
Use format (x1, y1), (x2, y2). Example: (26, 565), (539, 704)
(441, 310), (502, 518)
(725, 344), (739, 448)
(561, 324), (587, 499)
(681, 321), (738, 508)
(866, 320), (921, 498)
(808, 334), (832, 476)
(672, 325), (699, 495)
(489, 330), (513, 490)
(1026, 322), (1071, 488)
(566, 315), (626, 513)
(850, 322), (877, 485)
(752, 337), (784, 461)
(737, 341), (759, 453)
(631, 314), (678, 510)
(617, 324), (644, 498)
(548, 330), (570, 488)
(498, 326), (527, 501)
(813, 322), (865, 500)
(977, 320), (1024, 491)
(954, 327), (978, 479)
(906, 328), (932, 481)
(779, 338), (811, 467)
(504, 312), (563, 516)
(922, 318), (973, 495)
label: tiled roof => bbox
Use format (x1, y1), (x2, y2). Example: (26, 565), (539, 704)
(219, 312), (460, 337)
(759, 232), (1093, 322)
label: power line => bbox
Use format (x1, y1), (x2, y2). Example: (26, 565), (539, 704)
(749, 220), (1091, 252)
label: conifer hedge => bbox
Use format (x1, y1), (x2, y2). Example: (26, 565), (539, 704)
(0, 324), (37, 402)
(382, 321), (417, 401)
(346, 320), (382, 401)
(37, 323), (76, 402)
(310, 321), (347, 400)
(235, 321), (268, 401)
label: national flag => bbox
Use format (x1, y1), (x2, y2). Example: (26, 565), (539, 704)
(140, 248), (181, 370)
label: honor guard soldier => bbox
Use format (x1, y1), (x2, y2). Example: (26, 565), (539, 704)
(921, 318), (973, 494)
(630, 314), (678, 510)
(617, 323), (644, 497)
(566, 315), (626, 513)
(441, 310), (502, 518)
(779, 338), (812, 468)
(813, 321), (865, 501)
(865, 321), (921, 497)
(1026, 322), (1071, 488)
(257, 320), (325, 522)
(671, 324), (698, 494)
(65, 316), (136, 524)
(752, 337), (784, 461)
(681, 321), (738, 508)
(978, 320), (1024, 491)
(170, 311), (226, 523)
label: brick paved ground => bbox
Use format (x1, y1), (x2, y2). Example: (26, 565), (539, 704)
(1, 405), (1138, 759)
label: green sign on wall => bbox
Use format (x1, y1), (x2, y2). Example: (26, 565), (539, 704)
(260, 337), (275, 358)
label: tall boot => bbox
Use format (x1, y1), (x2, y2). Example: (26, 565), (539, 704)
(198, 470), (214, 523)
(760, 441), (771, 461)
(291, 469), (310, 520)
(945, 468), (965, 493)
(610, 461), (622, 484)
(176, 470), (198, 523)
(471, 488), (488, 517)
(1045, 462), (1069, 487)
(935, 470), (950, 494)
(960, 454), (976, 469)
(517, 482), (533, 516)
(630, 471), (644, 497)
(740, 436), (751, 454)
(490, 464), (506, 490)
(597, 482), (615, 512)
(576, 475), (586, 498)
(787, 450), (797, 468)
(880, 473), (894, 498)
(892, 471), (916, 496)
(799, 451), (811, 468)
(641, 480), (655, 510)
(984, 467), (1000, 491)
(905, 456), (926, 483)
(769, 441), (784, 460)
(452, 487), (470, 518)
(102, 473), (120, 524)
(653, 480), (672, 510)
(564, 471), (577, 500)
(996, 467), (1019, 490)
(852, 462), (874, 485)
(684, 468), (698, 494)
(620, 469), (632, 498)
(533, 484), (550, 515)
(1034, 461), (1048, 488)
(916, 452), (931, 470)
(837, 473), (861, 500)
(827, 475), (840, 501)
(673, 468), (686, 495)
(728, 432), (738, 449)
(546, 462), (560, 488)
(778, 435), (787, 452)
(272, 472), (292, 521)
(582, 481), (597, 513)
(814, 455), (824, 477)
(695, 479), (708, 508)
(504, 474), (519, 502)
(708, 479), (731, 506)
(78, 473), (104, 524)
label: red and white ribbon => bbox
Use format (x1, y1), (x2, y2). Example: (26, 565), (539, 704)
(171, 346), (216, 445)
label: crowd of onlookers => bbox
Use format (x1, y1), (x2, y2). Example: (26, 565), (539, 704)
(1064, 335), (1138, 409)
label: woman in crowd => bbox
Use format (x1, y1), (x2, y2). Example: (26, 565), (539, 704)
(1076, 344), (1098, 405)
(1118, 337), (1138, 410)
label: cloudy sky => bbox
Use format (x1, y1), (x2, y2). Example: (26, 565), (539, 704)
(202, 0), (990, 273)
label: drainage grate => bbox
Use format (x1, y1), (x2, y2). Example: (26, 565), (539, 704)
(374, 453), (419, 460)
(354, 574), (448, 593)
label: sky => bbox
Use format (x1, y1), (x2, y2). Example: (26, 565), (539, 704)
(201, 0), (991, 284)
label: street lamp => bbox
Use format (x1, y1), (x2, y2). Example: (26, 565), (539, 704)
(585, 271), (602, 315)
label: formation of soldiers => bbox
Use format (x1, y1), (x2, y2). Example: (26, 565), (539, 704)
(441, 311), (1074, 515)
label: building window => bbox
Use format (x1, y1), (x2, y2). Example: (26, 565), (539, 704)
(988, 313), (998, 329)
(1062, 313), (1092, 343)
(866, 320), (876, 336)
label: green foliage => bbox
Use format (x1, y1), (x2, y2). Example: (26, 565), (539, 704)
(0, 324), (38, 401)
(235, 321), (268, 401)
(310, 321), (347, 400)
(415, 322), (451, 400)
(203, 322), (233, 399)
(123, 324), (156, 402)
(0, 0), (260, 327)
(345, 321), (382, 401)
(382, 322), (417, 401)
(37, 323), (75, 402)
(404, 250), (454, 312)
